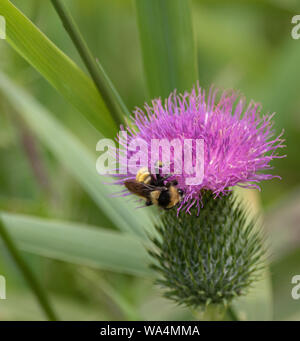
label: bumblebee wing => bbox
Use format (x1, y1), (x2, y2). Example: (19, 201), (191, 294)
(124, 180), (154, 199)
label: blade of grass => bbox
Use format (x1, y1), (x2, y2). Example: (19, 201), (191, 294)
(264, 188), (300, 320)
(50, 0), (126, 126)
(0, 71), (153, 238)
(0, 216), (58, 321)
(0, 212), (151, 277)
(226, 306), (239, 321)
(0, 0), (116, 138)
(271, 248), (300, 320)
(95, 59), (131, 119)
(231, 188), (273, 321)
(79, 268), (141, 320)
(135, 0), (198, 99)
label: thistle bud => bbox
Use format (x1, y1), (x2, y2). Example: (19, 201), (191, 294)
(149, 193), (265, 308)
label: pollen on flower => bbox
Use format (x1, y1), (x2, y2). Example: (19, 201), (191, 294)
(116, 83), (286, 213)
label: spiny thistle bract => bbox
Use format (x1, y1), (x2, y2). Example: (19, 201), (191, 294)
(148, 193), (265, 308)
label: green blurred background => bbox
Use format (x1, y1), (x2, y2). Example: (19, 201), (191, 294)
(0, 0), (300, 320)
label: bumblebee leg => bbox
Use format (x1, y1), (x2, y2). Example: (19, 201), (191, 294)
(154, 161), (174, 185)
(146, 200), (153, 206)
(165, 178), (177, 187)
(162, 174), (172, 182)
(155, 173), (165, 186)
(150, 174), (159, 186)
(150, 173), (167, 186)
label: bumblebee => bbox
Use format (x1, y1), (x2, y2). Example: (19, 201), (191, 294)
(124, 166), (184, 209)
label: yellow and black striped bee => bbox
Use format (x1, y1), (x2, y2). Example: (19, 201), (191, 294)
(124, 165), (184, 209)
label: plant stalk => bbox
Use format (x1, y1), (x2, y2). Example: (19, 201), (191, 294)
(199, 304), (227, 321)
(50, 0), (125, 127)
(226, 306), (239, 321)
(193, 304), (239, 321)
(0, 217), (58, 321)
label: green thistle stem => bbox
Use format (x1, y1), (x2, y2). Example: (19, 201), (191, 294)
(192, 305), (239, 321)
(50, 0), (126, 127)
(226, 306), (239, 321)
(0, 217), (58, 321)
(201, 304), (227, 321)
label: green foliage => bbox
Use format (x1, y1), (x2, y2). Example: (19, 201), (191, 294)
(0, 216), (58, 320)
(1, 212), (151, 277)
(50, 0), (126, 126)
(149, 193), (265, 308)
(0, 71), (153, 238)
(135, 0), (198, 99)
(0, 0), (117, 138)
(0, 0), (297, 321)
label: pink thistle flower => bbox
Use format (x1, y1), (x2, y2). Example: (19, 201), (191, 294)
(116, 84), (286, 213)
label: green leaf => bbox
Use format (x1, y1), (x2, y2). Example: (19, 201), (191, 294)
(265, 188), (300, 320)
(96, 59), (131, 118)
(79, 269), (141, 320)
(231, 188), (273, 321)
(0, 0), (117, 138)
(265, 187), (300, 262)
(231, 268), (273, 321)
(50, 0), (126, 126)
(0, 291), (110, 320)
(260, 40), (300, 128)
(0, 212), (151, 277)
(0, 216), (58, 321)
(135, 0), (198, 99)
(271, 248), (300, 320)
(0, 72), (153, 238)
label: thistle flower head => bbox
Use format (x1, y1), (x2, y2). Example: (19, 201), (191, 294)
(117, 84), (285, 213)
